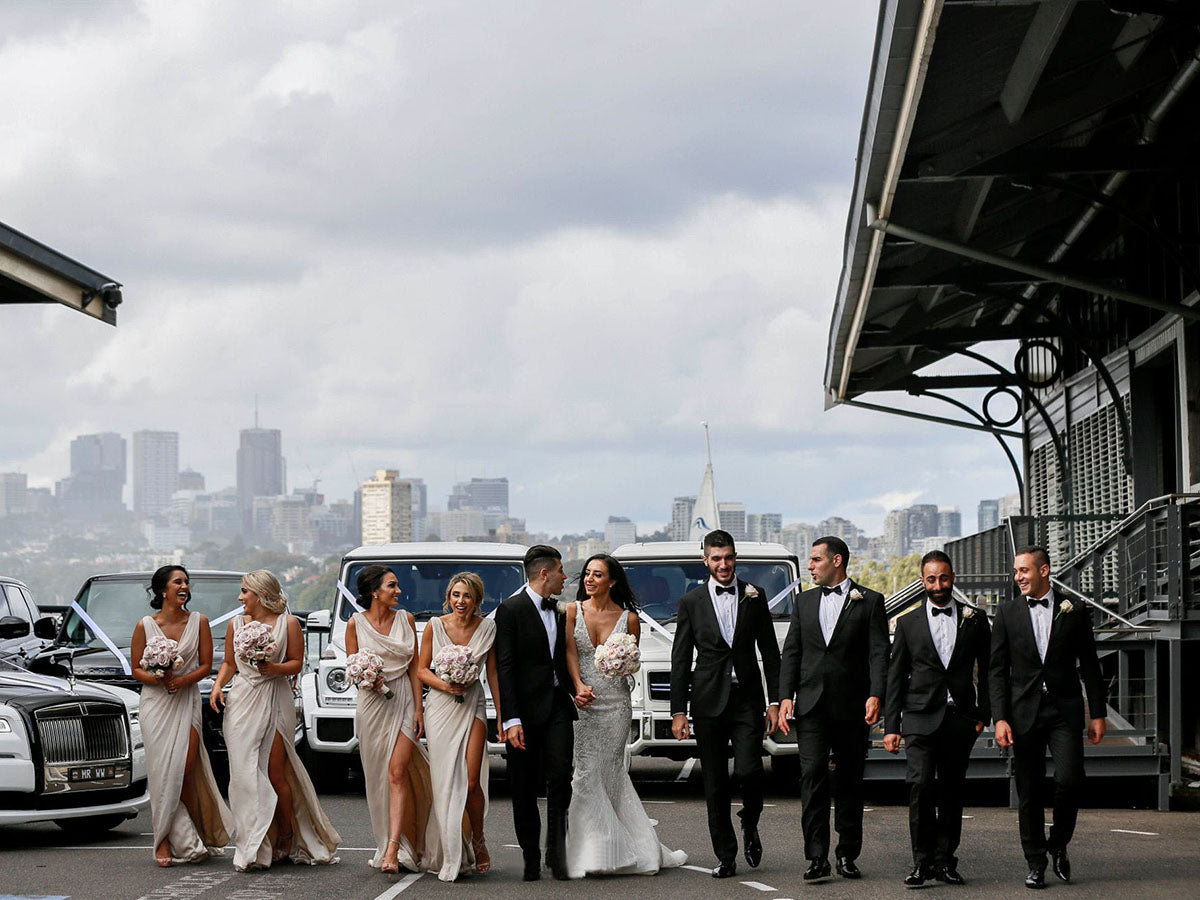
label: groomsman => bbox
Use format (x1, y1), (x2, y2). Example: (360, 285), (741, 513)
(778, 536), (888, 881)
(670, 529), (781, 879)
(495, 545), (576, 881)
(990, 546), (1107, 889)
(883, 550), (991, 887)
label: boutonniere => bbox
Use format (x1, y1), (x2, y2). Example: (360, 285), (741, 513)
(959, 606), (974, 628)
(848, 587), (864, 608)
(556, 600), (569, 616)
(743, 585), (759, 599)
(1055, 598), (1073, 620)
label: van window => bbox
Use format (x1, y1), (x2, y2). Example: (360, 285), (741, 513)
(340, 562), (526, 622)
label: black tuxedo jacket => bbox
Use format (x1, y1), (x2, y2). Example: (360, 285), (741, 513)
(988, 589), (1107, 734)
(778, 581), (888, 721)
(494, 589), (576, 728)
(884, 598), (991, 736)
(669, 578), (781, 718)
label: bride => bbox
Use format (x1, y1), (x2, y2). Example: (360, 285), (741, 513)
(563, 553), (687, 878)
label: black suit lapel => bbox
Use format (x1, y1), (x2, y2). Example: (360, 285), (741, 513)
(703, 580), (732, 648)
(916, 600), (948, 672)
(518, 591), (554, 663)
(827, 581), (859, 646)
(1012, 595), (1041, 661)
(1045, 589), (1068, 656)
(731, 580), (751, 646)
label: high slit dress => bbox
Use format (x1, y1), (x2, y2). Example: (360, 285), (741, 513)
(223, 614), (341, 870)
(353, 610), (436, 871)
(422, 615), (495, 881)
(139, 613), (231, 863)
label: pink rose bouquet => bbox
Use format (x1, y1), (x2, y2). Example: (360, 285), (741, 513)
(141, 635), (184, 678)
(234, 620), (276, 666)
(432, 644), (479, 703)
(346, 649), (394, 699)
(594, 633), (640, 678)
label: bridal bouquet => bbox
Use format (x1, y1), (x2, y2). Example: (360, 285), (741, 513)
(346, 650), (394, 699)
(234, 620), (276, 666)
(594, 633), (640, 678)
(141, 635), (184, 678)
(432, 645), (479, 703)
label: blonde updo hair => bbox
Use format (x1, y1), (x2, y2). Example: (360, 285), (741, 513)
(243, 569), (287, 614)
(443, 571), (485, 615)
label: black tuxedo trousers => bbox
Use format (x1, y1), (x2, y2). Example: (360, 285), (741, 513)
(795, 699), (870, 862)
(1013, 697), (1084, 866)
(694, 680), (765, 866)
(507, 690), (575, 867)
(904, 709), (979, 867)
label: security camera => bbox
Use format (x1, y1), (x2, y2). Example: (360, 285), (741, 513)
(82, 282), (123, 310)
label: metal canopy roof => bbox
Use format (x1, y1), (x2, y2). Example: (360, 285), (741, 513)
(825, 0), (1200, 414)
(0, 220), (122, 326)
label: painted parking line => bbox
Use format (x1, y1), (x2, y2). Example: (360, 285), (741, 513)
(134, 872), (233, 900)
(1111, 828), (1158, 836)
(682, 864), (712, 873)
(741, 881), (777, 892)
(677, 758), (697, 781)
(373, 872), (422, 900)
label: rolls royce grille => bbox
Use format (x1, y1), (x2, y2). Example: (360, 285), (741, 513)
(35, 702), (129, 764)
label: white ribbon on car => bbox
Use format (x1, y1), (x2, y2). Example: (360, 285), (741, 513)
(209, 605), (245, 628)
(767, 577), (805, 613)
(637, 609), (676, 643)
(336, 580), (364, 614)
(68, 601), (132, 676)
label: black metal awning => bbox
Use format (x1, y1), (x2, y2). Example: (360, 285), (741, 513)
(825, 0), (1200, 416)
(0, 220), (122, 326)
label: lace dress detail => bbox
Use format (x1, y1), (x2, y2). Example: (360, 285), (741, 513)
(565, 602), (686, 877)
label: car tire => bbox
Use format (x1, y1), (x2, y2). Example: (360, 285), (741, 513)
(54, 813), (128, 834)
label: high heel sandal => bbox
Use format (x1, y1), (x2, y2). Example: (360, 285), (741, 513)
(271, 829), (294, 865)
(472, 834), (491, 874)
(155, 840), (174, 867)
(381, 838), (401, 874)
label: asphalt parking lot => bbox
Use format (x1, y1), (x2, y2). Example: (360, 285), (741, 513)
(3, 759), (1198, 900)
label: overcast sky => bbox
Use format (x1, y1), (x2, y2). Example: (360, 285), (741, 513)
(0, 1), (1020, 537)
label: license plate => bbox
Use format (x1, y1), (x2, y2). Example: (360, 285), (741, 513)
(69, 765), (116, 782)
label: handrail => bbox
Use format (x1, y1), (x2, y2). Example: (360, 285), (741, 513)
(1050, 578), (1158, 634)
(1058, 492), (1200, 574)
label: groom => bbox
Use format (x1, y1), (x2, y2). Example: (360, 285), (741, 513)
(495, 544), (576, 881)
(670, 529), (781, 879)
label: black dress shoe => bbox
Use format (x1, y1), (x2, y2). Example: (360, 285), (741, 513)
(1050, 848), (1070, 882)
(804, 859), (832, 881)
(836, 857), (861, 879)
(523, 862), (541, 882)
(904, 864), (936, 887)
(1025, 867), (1046, 889)
(712, 861), (737, 878)
(743, 827), (762, 868)
(937, 865), (966, 885)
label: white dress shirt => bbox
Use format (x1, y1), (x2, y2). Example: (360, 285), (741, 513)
(926, 599), (957, 670)
(708, 578), (739, 647)
(500, 585), (559, 733)
(1028, 590), (1053, 662)
(819, 577), (851, 645)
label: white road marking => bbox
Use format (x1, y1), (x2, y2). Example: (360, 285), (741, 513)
(677, 758), (697, 781)
(962, 815), (974, 819)
(134, 872), (234, 900)
(373, 872), (422, 900)
(682, 864), (712, 873)
(1111, 829), (1158, 836)
(741, 881), (777, 891)
(643, 800), (676, 804)
(504, 843), (522, 848)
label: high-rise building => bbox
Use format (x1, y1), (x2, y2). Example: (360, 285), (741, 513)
(59, 432), (126, 519)
(426, 509), (486, 542)
(670, 496), (696, 542)
(361, 470), (413, 544)
(978, 498), (1000, 531)
(937, 506), (962, 538)
(817, 516), (865, 550)
(604, 516), (637, 548)
(236, 428), (284, 533)
(0, 473), (27, 517)
(717, 502), (747, 542)
(780, 522), (818, 559)
(998, 493), (1022, 519)
(178, 468), (205, 491)
(906, 504), (940, 545)
(747, 512), (783, 543)
(132, 430), (179, 519)
(883, 508), (909, 559)
(447, 477), (508, 514)
(408, 478), (427, 541)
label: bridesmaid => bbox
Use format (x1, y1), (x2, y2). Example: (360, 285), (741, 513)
(210, 569), (340, 870)
(416, 572), (503, 881)
(131, 565), (231, 866)
(347, 565), (435, 874)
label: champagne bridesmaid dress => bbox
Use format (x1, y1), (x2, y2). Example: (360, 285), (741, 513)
(139, 613), (231, 863)
(223, 614), (341, 870)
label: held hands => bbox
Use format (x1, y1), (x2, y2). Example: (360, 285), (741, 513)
(574, 684), (595, 709)
(1088, 717), (1106, 745)
(777, 698), (793, 736)
(864, 696), (881, 726)
(671, 713), (690, 741)
(505, 724), (525, 750)
(883, 733), (902, 754)
(994, 719), (1014, 748)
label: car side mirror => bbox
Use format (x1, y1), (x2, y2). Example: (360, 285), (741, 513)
(306, 609), (332, 634)
(0, 615), (32, 640)
(33, 616), (58, 640)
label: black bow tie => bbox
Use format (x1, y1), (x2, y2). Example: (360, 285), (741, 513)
(1027, 596), (1049, 609)
(540, 596), (557, 613)
(931, 605), (953, 617)
(715, 584), (736, 596)
(821, 585), (843, 597)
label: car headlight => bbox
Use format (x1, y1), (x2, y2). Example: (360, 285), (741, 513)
(0, 718), (12, 734)
(325, 667), (349, 693)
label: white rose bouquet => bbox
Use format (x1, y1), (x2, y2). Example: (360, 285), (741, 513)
(141, 635), (184, 678)
(594, 632), (640, 678)
(346, 649), (394, 699)
(432, 644), (480, 703)
(233, 620), (276, 667)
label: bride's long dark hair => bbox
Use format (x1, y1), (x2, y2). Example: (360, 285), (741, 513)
(575, 554), (640, 612)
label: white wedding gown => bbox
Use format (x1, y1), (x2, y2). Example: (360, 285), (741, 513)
(565, 602), (687, 877)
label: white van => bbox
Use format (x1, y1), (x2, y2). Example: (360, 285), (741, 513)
(301, 543), (528, 786)
(612, 541), (803, 780)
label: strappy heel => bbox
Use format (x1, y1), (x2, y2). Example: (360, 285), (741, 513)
(472, 834), (491, 874)
(381, 838), (401, 874)
(271, 829), (294, 865)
